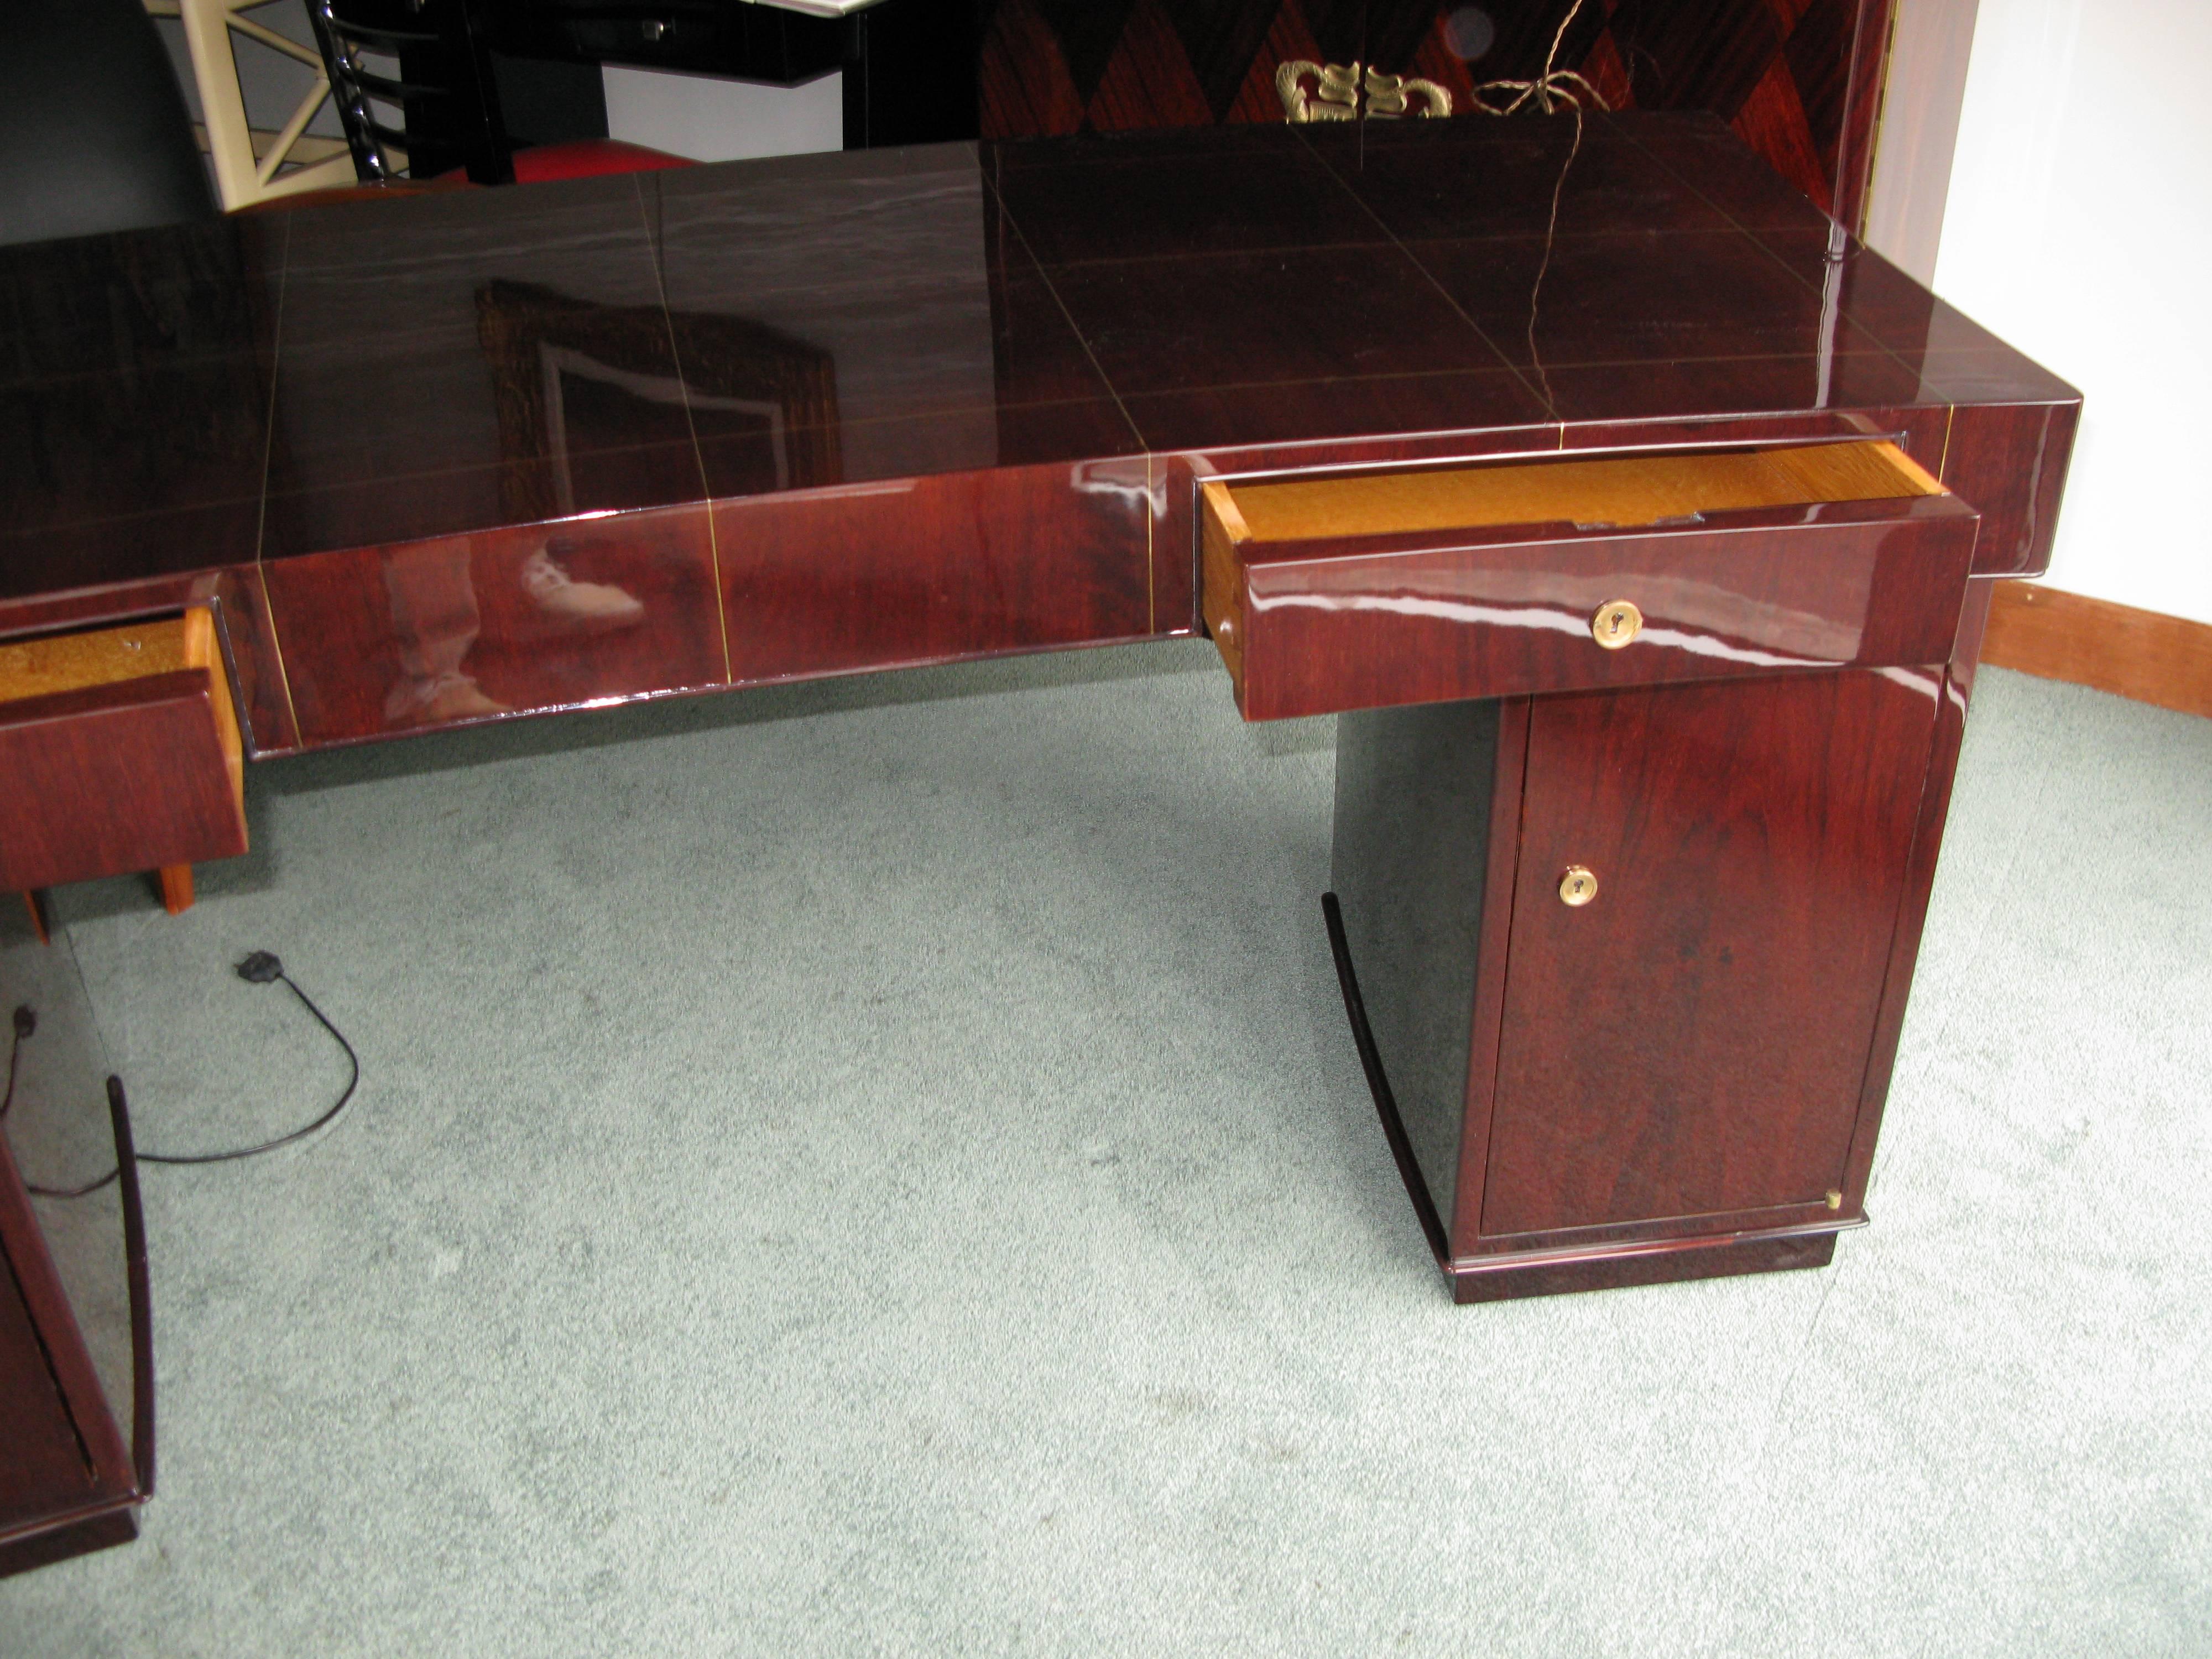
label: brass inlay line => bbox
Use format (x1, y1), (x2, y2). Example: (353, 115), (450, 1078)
(634, 174), (732, 685)
(254, 213), (306, 749)
(1146, 457), (1156, 637)
(1292, 128), (1558, 420)
(983, 173), (1153, 629)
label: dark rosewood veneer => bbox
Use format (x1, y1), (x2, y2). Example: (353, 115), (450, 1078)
(0, 116), (2077, 1315)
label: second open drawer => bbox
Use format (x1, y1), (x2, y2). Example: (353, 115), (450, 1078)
(1199, 439), (1981, 721)
(0, 607), (247, 895)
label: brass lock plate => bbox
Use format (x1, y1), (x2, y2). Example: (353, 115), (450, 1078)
(1559, 865), (1598, 906)
(1592, 599), (1642, 649)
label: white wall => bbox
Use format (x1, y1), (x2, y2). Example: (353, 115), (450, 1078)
(1935, 0), (2212, 624)
(603, 67), (842, 163)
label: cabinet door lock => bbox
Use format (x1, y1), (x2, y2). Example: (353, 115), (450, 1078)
(1558, 865), (1598, 906)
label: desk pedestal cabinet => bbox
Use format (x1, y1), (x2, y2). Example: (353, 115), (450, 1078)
(1203, 440), (1983, 1300)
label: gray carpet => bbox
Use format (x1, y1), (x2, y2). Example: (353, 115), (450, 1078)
(2, 648), (2206, 1657)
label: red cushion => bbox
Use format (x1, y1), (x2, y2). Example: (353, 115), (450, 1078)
(511, 139), (695, 183)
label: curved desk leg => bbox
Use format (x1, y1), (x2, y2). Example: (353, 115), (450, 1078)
(108, 1077), (156, 1500)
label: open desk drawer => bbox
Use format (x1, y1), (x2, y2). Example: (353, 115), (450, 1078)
(1200, 440), (1980, 721)
(0, 608), (247, 893)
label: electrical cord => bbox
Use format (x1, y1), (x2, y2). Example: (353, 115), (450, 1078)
(7, 952), (359, 1200)
(0, 1003), (32, 1123)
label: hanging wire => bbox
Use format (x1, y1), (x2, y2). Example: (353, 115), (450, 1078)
(1468, 0), (1613, 116)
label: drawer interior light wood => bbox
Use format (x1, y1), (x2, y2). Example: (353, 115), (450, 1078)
(0, 617), (190, 701)
(1218, 440), (1944, 546)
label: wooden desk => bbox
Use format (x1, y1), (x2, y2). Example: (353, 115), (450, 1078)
(0, 115), (2076, 1314)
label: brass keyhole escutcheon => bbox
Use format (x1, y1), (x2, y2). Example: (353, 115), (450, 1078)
(1559, 865), (1598, 906)
(1592, 599), (1643, 649)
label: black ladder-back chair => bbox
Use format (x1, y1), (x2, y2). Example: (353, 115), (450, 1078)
(306, 0), (518, 185)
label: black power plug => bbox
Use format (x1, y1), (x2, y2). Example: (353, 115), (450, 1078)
(236, 951), (283, 984)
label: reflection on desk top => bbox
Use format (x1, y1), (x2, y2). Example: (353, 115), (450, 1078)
(0, 113), (2077, 602)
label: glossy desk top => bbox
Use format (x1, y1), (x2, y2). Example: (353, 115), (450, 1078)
(1, 112), (2075, 609)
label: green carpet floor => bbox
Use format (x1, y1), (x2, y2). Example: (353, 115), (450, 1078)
(2, 648), (2205, 1656)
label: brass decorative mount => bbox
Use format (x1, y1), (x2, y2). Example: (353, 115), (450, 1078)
(1276, 61), (1452, 123)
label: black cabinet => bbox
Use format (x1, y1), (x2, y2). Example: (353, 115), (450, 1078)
(484, 0), (981, 149)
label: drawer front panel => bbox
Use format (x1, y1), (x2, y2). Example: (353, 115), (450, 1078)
(0, 610), (246, 892)
(1201, 440), (1980, 721)
(0, 567), (296, 757)
(1232, 500), (1978, 719)
(0, 675), (248, 893)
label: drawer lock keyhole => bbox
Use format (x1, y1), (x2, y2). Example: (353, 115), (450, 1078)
(1559, 865), (1598, 906)
(1592, 599), (1643, 649)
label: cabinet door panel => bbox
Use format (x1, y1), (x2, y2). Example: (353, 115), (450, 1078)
(1481, 670), (1939, 1238)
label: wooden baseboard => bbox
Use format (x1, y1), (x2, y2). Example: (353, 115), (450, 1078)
(1982, 581), (2212, 719)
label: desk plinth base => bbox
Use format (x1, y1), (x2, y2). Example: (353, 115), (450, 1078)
(1448, 1227), (1842, 1305)
(0, 1506), (140, 1579)
(1327, 884), (1860, 1304)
